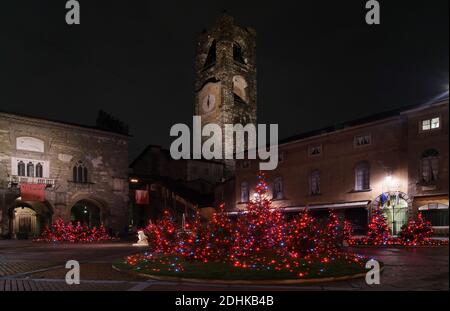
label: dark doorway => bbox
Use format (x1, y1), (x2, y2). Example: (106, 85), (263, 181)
(345, 208), (368, 235)
(71, 200), (101, 227)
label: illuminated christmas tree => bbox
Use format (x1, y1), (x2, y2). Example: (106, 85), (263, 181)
(38, 225), (53, 242)
(367, 209), (391, 245)
(144, 210), (178, 254)
(399, 212), (433, 246)
(178, 210), (208, 261)
(53, 218), (69, 242)
(205, 203), (234, 261)
(233, 172), (286, 256)
(343, 220), (353, 241)
(285, 210), (320, 258)
(318, 210), (343, 254)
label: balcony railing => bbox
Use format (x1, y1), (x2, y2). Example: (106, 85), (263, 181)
(9, 175), (56, 188)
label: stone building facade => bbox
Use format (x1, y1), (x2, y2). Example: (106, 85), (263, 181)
(0, 111), (129, 238)
(194, 14), (257, 175)
(223, 97), (449, 235)
(129, 145), (224, 227)
(130, 145), (224, 187)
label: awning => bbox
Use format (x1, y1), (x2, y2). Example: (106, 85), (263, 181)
(283, 201), (370, 212)
(418, 203), (449, 211)
(227, 201), (370, 215)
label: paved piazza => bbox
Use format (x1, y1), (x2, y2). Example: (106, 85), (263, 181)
(0, 240), (448, 291)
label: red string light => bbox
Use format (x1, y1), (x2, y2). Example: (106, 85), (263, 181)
(34, 218), (113, 243)
(347, 212), (447, 247)
(126, 172), (368, 278)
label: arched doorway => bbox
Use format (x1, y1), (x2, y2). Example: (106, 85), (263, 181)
(372, 192), (412, 235)
(71, 200), (101, 227)
(9, 199), (53, 238)
(12, 206), (37, 237)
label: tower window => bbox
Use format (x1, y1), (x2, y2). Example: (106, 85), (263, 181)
(233, 42), (246, 64)
(203, 40), (216, 68)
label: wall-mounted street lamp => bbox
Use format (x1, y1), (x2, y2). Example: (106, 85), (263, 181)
(385, 173), (392, 182)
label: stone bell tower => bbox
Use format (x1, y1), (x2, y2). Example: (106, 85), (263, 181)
(194, 14), (257, 176)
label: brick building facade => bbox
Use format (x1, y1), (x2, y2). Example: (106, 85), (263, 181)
(0, 111), (129, 238)
(129, 145), (224, 228)
(222, 97), (449, 235)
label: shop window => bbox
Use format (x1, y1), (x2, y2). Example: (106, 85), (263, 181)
(419, 204), (449, 227)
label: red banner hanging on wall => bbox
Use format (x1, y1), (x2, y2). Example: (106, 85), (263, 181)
(135, 190), (150, 205)
(20, 184), (46, 202)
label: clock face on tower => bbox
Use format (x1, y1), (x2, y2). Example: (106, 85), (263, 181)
(202, 94), (216, 113)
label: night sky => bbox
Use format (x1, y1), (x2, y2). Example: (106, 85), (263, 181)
(1, 0), (448, 160)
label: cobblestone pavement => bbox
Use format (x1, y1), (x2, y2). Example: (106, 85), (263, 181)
(0, 278), (139, 291)
(0, 261), (58, 277)
(0, 240), (448, 291)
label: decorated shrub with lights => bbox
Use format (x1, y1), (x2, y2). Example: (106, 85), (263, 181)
(144, 210), (178, 254)
(204, 203), (234, 261)
(318, 210), (345, 254)
(367, 208), (391, 246)
(177, 210), (209, 261)
(343, 220), (353, 242)
(285, 210), (320, 258)
(34, 218), (112, 243)
(399, 212), (433, 246)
